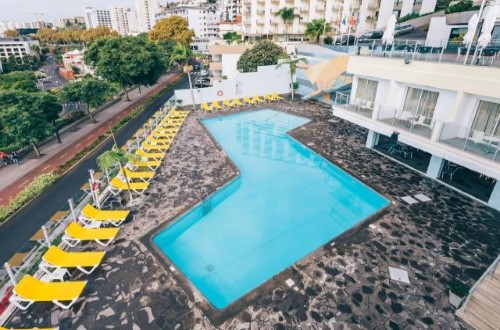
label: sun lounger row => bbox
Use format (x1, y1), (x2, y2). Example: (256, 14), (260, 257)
(7, 107), (189, 315)
(107, 108), (189, 196)
(201, 93), (284, 112)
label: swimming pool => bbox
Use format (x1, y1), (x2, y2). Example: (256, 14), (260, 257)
(153, 109), (389, 309)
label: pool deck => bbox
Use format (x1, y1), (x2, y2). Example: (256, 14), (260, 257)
(6, 101), (500, 329)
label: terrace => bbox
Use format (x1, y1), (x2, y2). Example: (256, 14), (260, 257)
(3, 100), (500, 329)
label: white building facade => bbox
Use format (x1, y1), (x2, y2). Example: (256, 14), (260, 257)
(136, 0), (160, 32)
(83, 7), (112, 29)
(0, 38), (40, 60)
(220, 0), (242, 22)
(155, 5), (220, 52)
(331, 56), (500, 210)
(111, 6), (140, 36)
(241, 0), (437, 39)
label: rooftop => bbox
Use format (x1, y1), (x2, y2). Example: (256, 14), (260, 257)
(5, 101), (500, 329)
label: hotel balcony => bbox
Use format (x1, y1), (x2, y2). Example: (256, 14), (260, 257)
(316, 3), (326, 11)
(299, 5), (309, 12)
(367, 0), (381, 9)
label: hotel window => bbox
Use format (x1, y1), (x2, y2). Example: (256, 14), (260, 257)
(471, 100), (500, 136)
(355, 78), (378, 103)
(402, 87), (439, 119)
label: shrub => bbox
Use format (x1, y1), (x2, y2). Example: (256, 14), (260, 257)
(445, 0), (473, 13)
(397, 12), (421, 23)
(0, 173), (60, 223)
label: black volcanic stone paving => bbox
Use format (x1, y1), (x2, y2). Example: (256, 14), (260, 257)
(5, 100), (500, 329)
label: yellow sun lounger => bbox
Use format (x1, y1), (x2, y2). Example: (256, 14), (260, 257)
(264, 93), (277, 102)
(120, 168), (155, 182)
(272, 92), (284, 100)
(223, 100), (235, 108)
(80, 204), (130, 227)
(253, 96), (265, 103)
(141, 141), (170, 152)
(154, 126), (179, 135)
(168, 110), (189, 119)
(0, 327), (59, 330)
(151, 130), (176, 140)
(135, 148), (165, 161)
(201, 102), (213, 111)
(243, 97), (257, 105)
(63, 222), (120, 247)
(109, 177), (150, 195)
(41, 246), (106, 275)
(211, 101), (223, 110)
(128, 160), (161, 171)
(146, 135), (172, 146)
(232, 98), (245, 106)
(9, 275), (87, 310)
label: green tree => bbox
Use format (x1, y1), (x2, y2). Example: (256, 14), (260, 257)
(275, 7), (297, 41)
(237, 41), (287, 73)
(305, 19), (332, 43)
(0, 91), (56, 156)
(97, 148), (139, 202)
(223, 32), (242, 43)
(59, 77), (114, 123)
(0, 71), (38, 92)
(3, 29), (19, 38)
(36, 93), (63, 143)
(148, 16), (194, 45)
(84, 37), (167, 101)
(276, 58), (307, 101)
(170, 42), (196, 111)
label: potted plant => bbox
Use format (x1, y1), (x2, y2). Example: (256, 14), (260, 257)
(448, 280), (469, 308)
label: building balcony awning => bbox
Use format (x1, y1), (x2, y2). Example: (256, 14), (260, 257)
(304, 56), (349, 96)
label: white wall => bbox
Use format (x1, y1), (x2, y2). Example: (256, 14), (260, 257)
(222, 54), (241, 79)
(433, 90), (457, 122)
(401, 0), (414, 18)
(420, 0), (438, 15)
(426, 16), (466, 47)
(175, 64), (290, 104)
(377, 0), (395, 29)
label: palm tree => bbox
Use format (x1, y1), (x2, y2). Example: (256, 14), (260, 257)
(97, 147), (139, 202)
(275, 7), (297, 42)
(276, 57), (308, 101)
(170, 42), (196, 111)
(306, 19), (332, 43)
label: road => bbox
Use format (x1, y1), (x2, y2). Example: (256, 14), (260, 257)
(38, 55), (67, 90)
(0, 76), (189, 264)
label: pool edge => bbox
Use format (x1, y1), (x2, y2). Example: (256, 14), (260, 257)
(141, 108), (394, 326)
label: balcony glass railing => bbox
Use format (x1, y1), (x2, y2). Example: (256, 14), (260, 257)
(439, 123), (500, 162)
(333, 92), (373, 118)
(376, 105), (436, 139)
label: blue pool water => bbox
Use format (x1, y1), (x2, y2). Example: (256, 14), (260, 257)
(154, 109), (389, 309)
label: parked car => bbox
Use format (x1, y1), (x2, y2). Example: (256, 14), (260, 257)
(358, 31), (383, 43)
(194, 78), (210, 88)
(333, 35), (356, 45)
(395, 24), (415, 36)
(193, 63), (201, 71)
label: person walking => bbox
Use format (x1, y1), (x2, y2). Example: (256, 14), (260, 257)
(0, 151), (8, 166)
(11, 151), (19, 165)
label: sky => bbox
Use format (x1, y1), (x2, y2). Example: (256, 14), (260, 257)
(0, 0), (167, 22)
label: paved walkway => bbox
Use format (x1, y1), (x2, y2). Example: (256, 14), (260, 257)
(0, 74), (176, 205)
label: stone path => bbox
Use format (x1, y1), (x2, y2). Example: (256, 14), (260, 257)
(5, 101), (499, 329)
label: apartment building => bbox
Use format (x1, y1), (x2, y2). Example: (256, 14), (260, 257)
(83, 7), (112, 29)
(0, 38), (40, 60)
(136, 0), (160, 32)
(53, 17), (85, 29)
(220, 0), (242, 22)
(155, 4), (220, 52)
(241, 0), (437, 39)
(208, 44), (252, 79)
(111, 6), (141, 36)
(330, 55), (500, 210)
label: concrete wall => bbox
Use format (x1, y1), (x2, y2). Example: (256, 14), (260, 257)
(426, 16), (467, 47)
(222, 54), (241, 79)
(175, 64), (290, 104)
(420, 0), (438, 15)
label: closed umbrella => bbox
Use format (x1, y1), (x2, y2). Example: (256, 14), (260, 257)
(382, 14), (397, 45)
(477, 5), (498, 48)
(462, 13), (479, 46)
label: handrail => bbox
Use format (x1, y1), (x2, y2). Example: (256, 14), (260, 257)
(458, 254), (500, 312)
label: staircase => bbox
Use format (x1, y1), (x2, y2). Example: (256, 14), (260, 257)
(456, 256), (500, 330)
